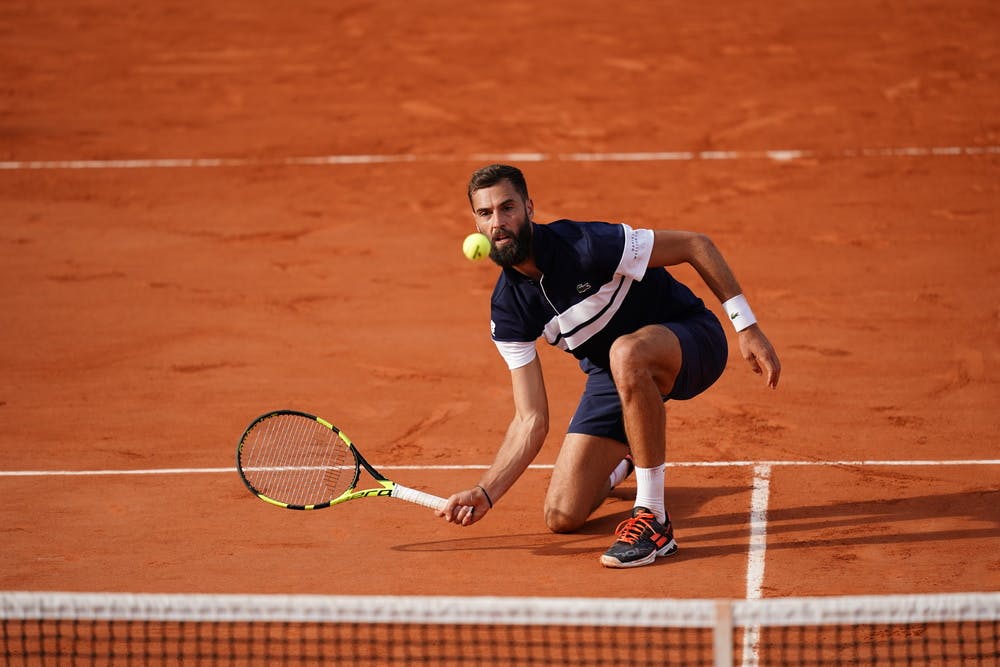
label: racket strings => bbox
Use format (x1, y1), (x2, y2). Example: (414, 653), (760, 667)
(240, 414), (354, 506)
(322, 467), (344, 496)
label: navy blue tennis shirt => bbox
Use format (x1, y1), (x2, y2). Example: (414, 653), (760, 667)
(490, 220), (710, 371)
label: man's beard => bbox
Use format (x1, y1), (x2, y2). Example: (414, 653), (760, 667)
(489, 221), (533, 268)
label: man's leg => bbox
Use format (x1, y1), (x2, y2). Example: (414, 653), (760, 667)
(609, 325), (683, 516)
(599, 325), (683, 568)
(543, 432), (629, 533)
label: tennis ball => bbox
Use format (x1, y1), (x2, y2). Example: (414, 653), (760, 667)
(462, 232), (491, 261)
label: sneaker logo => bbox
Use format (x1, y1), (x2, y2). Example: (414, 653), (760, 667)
(576, 282), (591, 294)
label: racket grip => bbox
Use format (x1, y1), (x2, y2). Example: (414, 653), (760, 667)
(392, 483), (448, 511)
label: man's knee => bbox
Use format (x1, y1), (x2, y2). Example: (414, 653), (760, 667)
(609, 328), (682, 392)
(543, 503), (587, 534)
(608, 334), (640, 370)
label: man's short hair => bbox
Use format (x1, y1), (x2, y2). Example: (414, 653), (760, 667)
(467, 164), (529, 205)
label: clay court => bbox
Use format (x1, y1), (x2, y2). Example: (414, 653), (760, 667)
(1, 0), (998, 624)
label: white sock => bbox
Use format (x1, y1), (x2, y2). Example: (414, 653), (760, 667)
(633, 463), (666, 523)
(608, 457), (632, 489)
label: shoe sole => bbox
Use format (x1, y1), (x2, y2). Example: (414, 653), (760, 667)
(599, 539), (678, 569)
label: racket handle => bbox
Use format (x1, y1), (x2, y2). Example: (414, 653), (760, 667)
(392, 483), (448, 511)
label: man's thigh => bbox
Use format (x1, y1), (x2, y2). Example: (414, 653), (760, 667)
(543, 432), (629, 532)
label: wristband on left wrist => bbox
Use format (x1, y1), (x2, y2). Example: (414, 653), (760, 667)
(722, 294), (757, 332)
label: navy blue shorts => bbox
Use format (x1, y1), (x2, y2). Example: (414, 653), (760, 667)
(567, 310), (728, 445)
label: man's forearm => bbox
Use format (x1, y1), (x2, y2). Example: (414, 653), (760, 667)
(687, 234), (745, 304)
(477, 413), (547, 503)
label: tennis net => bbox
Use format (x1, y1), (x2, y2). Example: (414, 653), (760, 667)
(1, 591), (997, 666)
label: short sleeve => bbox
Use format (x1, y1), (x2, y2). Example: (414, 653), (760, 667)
(493, 340), (538, 370)
(616, 225), (654, 281)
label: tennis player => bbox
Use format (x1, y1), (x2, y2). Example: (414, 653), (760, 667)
(438, 164), (781, 568)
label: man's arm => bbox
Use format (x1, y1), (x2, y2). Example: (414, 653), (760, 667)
(437, 355), (550, 525)
(650, 230), (781, 388)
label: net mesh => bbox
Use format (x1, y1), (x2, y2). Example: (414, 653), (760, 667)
(1, 591), (997, 666)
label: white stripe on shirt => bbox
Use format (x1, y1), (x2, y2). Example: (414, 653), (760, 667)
(540, 225), (654, 351)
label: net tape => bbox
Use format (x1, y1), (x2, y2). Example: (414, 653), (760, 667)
(1, 592), (716, 626)
(4, 591), (997, 626)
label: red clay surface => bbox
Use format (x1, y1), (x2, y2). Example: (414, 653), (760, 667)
(1, 1), (998, 600)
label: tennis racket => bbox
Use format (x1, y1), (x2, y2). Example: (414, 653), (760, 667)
(236, 409), (447, 512)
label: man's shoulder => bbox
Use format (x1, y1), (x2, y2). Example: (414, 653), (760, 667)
(490, 267), (526, 303)
(543, 219), (620, 238)
(537, 219), (626, 271)
(539, 219), (622, 254)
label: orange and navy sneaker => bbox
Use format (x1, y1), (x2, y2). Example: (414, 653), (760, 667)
(599, 506), (678, 568)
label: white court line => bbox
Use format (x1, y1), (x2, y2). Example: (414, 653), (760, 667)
(741, 464), (772, 667)
(0, 145), (997, 170)
(671, 459), (1000, 467)
(0, 459), (997, 477)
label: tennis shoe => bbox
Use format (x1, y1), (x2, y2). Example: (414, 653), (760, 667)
(599, 506), (677, 569)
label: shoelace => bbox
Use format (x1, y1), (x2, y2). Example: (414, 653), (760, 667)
(613, 512), (657, 545)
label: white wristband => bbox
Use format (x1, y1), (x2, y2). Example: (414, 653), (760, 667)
(722, 294), (757, 332)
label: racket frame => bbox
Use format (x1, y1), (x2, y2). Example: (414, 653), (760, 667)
(236, 409), (445, 511)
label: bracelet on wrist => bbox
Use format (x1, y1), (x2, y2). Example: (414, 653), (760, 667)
(476, 485), (494, 508)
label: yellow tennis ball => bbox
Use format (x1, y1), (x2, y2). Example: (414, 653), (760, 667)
(462, 232), (491, 261)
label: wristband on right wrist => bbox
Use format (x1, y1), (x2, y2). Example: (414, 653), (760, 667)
(722, 294), (757, 332)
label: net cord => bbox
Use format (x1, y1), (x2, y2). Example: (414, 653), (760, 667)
(732, 592), (1000, 626)
(1, 592), (715, 627)
(2, 592), (997, 628)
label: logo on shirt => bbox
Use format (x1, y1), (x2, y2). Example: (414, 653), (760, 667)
(490, 320), (496, 336)
(576, 282), (592, 294)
